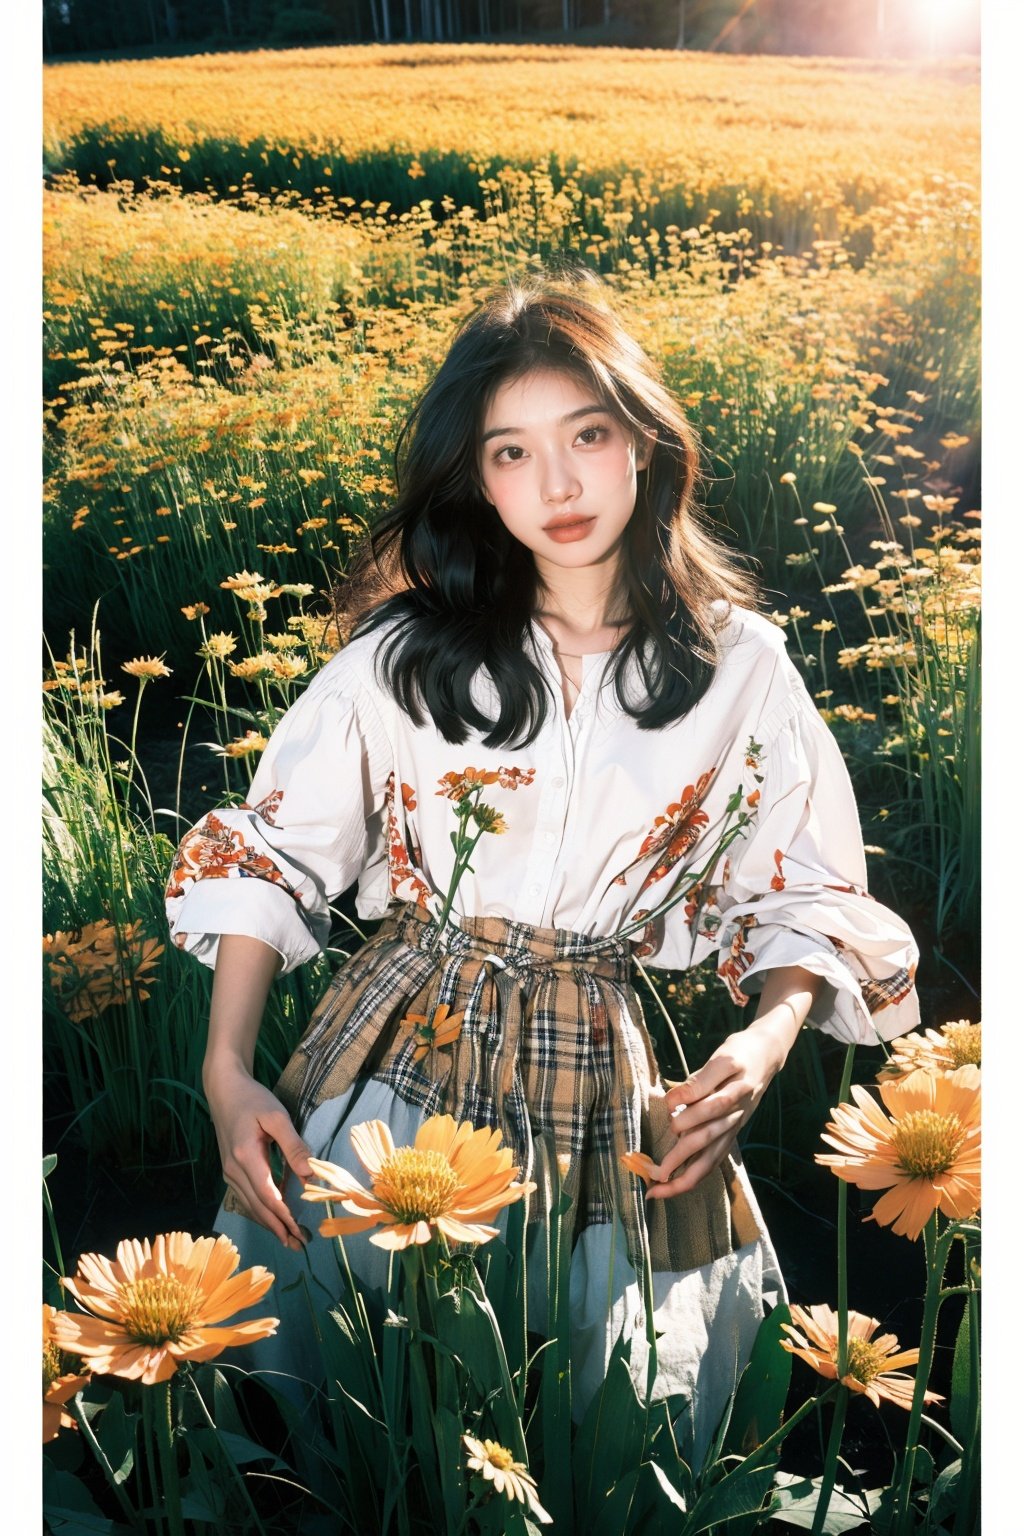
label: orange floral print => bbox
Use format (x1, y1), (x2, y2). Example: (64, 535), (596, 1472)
(498, 766), (536, 790)
(612, 770), (716, 891)
(770, 849), (786, 891)
(384, 773), (433, 909)
(239, 788), (284, 826)
(718, 914), (758, 1005)
(165, 813), (297, 903)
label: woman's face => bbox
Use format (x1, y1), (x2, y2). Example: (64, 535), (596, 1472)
(478, 368), (653, 578)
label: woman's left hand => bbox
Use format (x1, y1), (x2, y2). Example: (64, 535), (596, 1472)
(644, 965), (821, 1201)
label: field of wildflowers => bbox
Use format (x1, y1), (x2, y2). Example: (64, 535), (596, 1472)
(43, 43), (980, 1534)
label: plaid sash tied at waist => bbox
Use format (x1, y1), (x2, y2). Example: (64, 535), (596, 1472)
(273, 903), (760, 1275)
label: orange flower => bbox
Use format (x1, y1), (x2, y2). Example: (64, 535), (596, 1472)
(816, 1066), (980, 1239)
(621, 1149), (661, 1184)
(43, 1304), (89, 1442)
(302, 1114), (535, 1250)
(436, 767), (500, 801)
(780, 1304), (942, 1411)
(399, 1002), (464, 1061)
(878, 1021), (981, 1084)
(50, 1233), (278, 1385)
(43, 920), (164, 1022)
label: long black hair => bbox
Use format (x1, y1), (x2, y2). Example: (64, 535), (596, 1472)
(339, 263), (759, 748)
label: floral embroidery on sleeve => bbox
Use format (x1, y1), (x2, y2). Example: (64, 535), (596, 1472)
(239, 788), (284, 826)
(385, 773), (433, 909)
(718, 913), (758, 1005)
(770, 849), (786, 891)
(165, 812), (299, 904)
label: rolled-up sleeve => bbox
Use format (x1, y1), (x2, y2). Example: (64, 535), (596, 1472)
(714, 682), (920, 1044)
(165, 649), (392, 974)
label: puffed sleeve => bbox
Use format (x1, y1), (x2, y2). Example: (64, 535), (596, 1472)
(713, 682), (920, 1044)
(165, 647), (393, 974)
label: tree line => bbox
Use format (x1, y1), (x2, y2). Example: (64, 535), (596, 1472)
(43, 0), (979, 59)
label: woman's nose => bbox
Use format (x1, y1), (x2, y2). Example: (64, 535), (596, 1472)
(540, 451), (581, 504)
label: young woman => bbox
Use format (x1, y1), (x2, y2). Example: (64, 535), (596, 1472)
(165, 265), (919, 1463)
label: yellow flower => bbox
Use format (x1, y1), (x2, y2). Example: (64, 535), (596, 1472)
(270, 653), (308, 680)
(398, 1003), (464, 1061)
(234, 583), (281, 603)
(180, 603), (210, 620)
(121, 656), (172, 680)
(228, 654), (277, 680)
(816, 1066), (980, 1239)
(471, 804), (506, 835)
(780, 1304), (941, 1411)
(878, 1022), (981, 1084)
(44, 920), (164, 1021)
(43, 1304), (90, 1443)
(462, 1434), (552, 1524)
(218, 731), (269, 758)
(220, 570), (265, 590)
(97, 691), (124, 710)
(51, 1234), (278, 1386)
(302, 1114), (535, 1250)
(200, 632), (237, 660)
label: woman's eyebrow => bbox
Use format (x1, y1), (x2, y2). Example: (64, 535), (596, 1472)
(480, 404), (610, 443)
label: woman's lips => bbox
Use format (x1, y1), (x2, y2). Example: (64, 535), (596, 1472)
(543, 517), (596, 543)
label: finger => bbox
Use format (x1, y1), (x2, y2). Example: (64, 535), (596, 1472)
(225, 1170), (301, 1248)
(646, 1132), (736, 1200)
(653, 1110), (744, 1183)
(666, 1054), (737, 1108)
(261, 1109), (314, 1182)
(668, 1084), (742, 1133)
(231, 1146), (308, 1246)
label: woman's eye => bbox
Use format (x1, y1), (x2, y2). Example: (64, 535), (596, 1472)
(577, 425), (608, 445)
(493, 444), (525, 463)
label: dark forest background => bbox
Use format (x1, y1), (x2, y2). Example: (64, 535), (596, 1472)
(44, 0), (981, 60)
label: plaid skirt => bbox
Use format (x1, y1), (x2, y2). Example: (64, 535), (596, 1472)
(216, 902), (782, 1460)
(264, 902), (762, 1278)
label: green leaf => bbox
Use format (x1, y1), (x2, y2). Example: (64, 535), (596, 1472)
(768, 1471), (880, 1533)
(190, 1427), (290, 1472)
(94, 1391), (137, 1485)
(43, 1153), (59, 1178)
(950, 1299), (977, 1447)
(722, 1303), (794, 1460)
(929, 1459), (962, 1523)
(684, 1443), (777, 1531)
(572, 1333), (648, 1521)
(42, 1462), (115, 1535)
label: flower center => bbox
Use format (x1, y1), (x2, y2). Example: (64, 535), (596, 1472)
(843, 1336), (889, 1386)
(943, 1023), (981, 1068)
(375, 1148), (460, 1224)
(43, 1340), (62, 1391)
(482, 1441), (515, 1471)
(892, 1110), (967, 1178)
(119, 1275), (200, 1345)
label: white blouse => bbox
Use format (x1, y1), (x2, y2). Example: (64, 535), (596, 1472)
(165, 606), (920, 1046)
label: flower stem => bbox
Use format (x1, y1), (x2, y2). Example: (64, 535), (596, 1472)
(70, 1391), (141, 1529)
(834, 1045), (856, 1379)
(140, 1387), (166, 1535)
(892, 1214), (950, 1534)
(185, 1372), (267, 1534)
(152, 1379), (186, 1536)
(810, 1386), (849, 1536)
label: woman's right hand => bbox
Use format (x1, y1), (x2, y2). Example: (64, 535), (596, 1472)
(204, 1061), (313, 1250)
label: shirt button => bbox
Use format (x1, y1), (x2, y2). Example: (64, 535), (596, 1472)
(529, 883), (542, 896)
(552, 775), (565, 789)
(544, 831), (556, 844)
